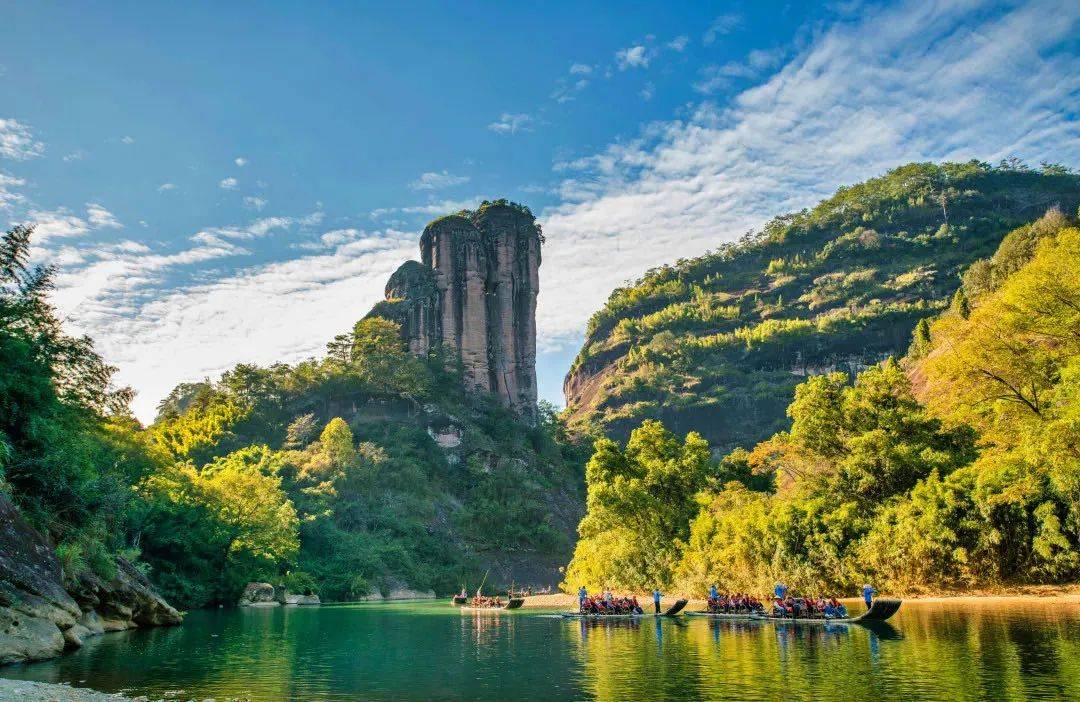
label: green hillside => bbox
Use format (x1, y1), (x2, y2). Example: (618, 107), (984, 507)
(563, 206), (1080, 595)
(564, 161), (1080, 452)
(140, 317), (586, 607)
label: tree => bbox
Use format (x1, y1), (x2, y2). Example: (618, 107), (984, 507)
(562, 420), (712, 590)
(951, 289), (970, 319)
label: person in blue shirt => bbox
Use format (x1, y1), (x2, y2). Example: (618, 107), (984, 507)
(653, 588), (662, 614)
(774, 582), (788, 600)
(578, 586), (588, 610)
(862, 583), (876, 609)
(709, 584), (719, 600)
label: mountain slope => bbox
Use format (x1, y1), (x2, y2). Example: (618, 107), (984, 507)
(563, 161), (1080, 452)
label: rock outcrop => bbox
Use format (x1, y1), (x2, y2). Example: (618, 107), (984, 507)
(238, 582), (278, 607)
(368, 201), (541, 422)
(0, 494), (180, 664)
(278, 591), (321, 606)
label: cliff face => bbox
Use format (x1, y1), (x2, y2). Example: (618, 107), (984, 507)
(0, 493), (181, 664)
(368, 201), (541, 422)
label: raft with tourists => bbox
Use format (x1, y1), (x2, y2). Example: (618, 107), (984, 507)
(685, 587), (901, 625)
(562, 594), (688, 619)
(460, 595), (525, 613)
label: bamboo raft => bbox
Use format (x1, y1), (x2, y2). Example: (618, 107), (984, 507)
(460, 597), (525, 613)
(684, 598), (902, 625)
(561, 599), (688, 619)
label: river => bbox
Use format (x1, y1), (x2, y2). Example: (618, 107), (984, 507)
(1, 599), (1078, 701)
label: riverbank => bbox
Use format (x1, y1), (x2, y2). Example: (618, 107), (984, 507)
(0, 679), (132, 701)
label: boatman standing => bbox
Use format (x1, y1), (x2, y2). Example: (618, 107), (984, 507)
(578, 585), (587, 609)
(653, 587), (662, 614)
(862, 583), (877, 610)
(774, 581), (788, 600)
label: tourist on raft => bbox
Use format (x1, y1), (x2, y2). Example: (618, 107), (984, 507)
(471, 593), (504, 608)
(706, 592), (765, 614)
(578, 594), (643, 615)
(770, 593), (849, 619)
(653, 588), (662, 614)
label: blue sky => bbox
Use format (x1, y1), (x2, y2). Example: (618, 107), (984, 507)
(2, 0), (1078, 422)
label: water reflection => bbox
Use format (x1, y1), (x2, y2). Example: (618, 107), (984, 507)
(0, 600), (1077, 701)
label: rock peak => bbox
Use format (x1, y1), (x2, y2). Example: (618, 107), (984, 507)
(368, 200), (541, 423)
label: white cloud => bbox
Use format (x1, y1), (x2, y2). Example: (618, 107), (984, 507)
(29, 209), (90, 241)
(409, 170), (470, 190)
(695, 47), (788, 94)
(62, 150), (87, 162)
(319, 228), (361, 246)
(0, 171), (25, 210)
(551, 78), (590, 104)
(234, 157), (248, 167)
(157, 183), (177, 193)
(615, 45), (650, 70)
(534, 0), (1080, 351)
(191, 215), (294, 244)
(569, 63), (593, 75)
(243, 195), (268, 211)
(219, 177), (238, 189)
(639, 82), (655, 101)
(0, 118), (45, 160)
(86, 203), (122, 229)
(668, 35), (690, 52)
(703, 12), (742, 45)
(120, 136), (135, 145)
(487, 113), (534, 134)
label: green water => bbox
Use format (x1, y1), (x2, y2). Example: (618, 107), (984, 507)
(2, 600), (1079, 701)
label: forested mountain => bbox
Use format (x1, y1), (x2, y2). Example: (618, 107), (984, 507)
(564, 161), (1080, 453)
(143, 318), (585, 607)
(0, 219), (585, 614)
(563, 205), (1080, 594)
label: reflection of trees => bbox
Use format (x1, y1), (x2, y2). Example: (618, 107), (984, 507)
(565, 618), (704, 701)
(566, 604), (1080, 700)
(14, 602), (1080, 700)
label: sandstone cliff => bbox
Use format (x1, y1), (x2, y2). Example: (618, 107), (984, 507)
(368, 200), (541, 422)
(0, 493), (181, 664)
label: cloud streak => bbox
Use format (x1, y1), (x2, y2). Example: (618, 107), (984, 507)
(0, 119), (45, 160)
(409, 170), (470, 190)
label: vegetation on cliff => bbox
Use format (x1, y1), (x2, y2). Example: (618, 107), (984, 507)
(564, 161), (1080, 453)
(563, 207), (1080, 594)
(142, 315), (584, 607)
(1, 224), (585, 610)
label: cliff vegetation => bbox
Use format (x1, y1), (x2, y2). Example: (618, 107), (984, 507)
(564, 161), (1080, 453)
(563, 206), (1080, 594)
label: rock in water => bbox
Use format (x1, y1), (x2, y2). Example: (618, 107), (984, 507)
(238, 582), (278, 606)
(367, 200), (541, 423)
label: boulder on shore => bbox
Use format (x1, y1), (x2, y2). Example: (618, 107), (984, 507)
(0, 493), (180, 665)
(278, 590), (321, 606)
(238, 582), (279, 607)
